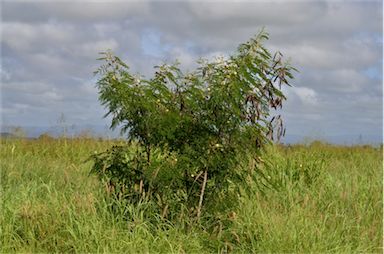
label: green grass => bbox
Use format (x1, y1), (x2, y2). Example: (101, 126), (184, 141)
(1, 138), (382, 253)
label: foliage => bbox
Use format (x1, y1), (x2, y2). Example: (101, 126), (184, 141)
(91, 30), (296, 218)
(249, 145), (326, 194)
(1, 138), (382, 253)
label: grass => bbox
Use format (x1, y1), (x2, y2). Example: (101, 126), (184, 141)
(1, 137), (382, 253)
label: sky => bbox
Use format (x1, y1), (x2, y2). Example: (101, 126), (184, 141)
(1, 0), (383, 144)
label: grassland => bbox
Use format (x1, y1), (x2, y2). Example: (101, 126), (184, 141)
(1, 137), (382, 253)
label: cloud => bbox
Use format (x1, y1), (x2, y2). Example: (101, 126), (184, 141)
(274, 33), (381, 71)
(2, 22), (76, 52)
(1, 1), (382, 143)
(293, 87), (318, 106)
(0, 67), (11, 81)
(76, 39), (119, 58)
(2, 1), (151, 23)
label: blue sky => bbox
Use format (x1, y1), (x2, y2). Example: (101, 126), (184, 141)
(1, 0), (382, 143)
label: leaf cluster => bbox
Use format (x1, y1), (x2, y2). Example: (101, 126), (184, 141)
(91, 30), (296, 218)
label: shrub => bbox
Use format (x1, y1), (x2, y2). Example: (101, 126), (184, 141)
(91, 30), (296, 220)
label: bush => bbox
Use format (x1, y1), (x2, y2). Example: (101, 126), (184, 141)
(91, 30), (296, 220)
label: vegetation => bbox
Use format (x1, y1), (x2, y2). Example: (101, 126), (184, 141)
(91, 31), (296, 220)
(1, 31), (381, 253)
(1, 137), (382, 253)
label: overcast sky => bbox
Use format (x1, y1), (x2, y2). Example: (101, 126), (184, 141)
(1, 0), (382, 143)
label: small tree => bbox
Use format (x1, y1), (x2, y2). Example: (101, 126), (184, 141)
(91, 30), (296, 219)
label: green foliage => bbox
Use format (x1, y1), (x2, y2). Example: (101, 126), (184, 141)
(91, 30), (296, 218)
(1, 138), (382, 253)
(251, 146), (326, 194)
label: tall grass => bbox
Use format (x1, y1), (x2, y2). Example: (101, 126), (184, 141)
(1, 138), (382, 253)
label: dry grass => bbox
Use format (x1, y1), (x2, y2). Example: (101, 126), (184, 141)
(1, 138), (382, 253)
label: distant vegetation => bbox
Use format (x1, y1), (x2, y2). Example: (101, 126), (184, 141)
(1, 137), (382, 252)
(0, 132), (19, 139)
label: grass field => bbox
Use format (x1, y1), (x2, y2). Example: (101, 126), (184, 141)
(1, 137), (382, 253)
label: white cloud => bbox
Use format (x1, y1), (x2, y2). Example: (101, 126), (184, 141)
(168, 47), (197, 71)
(187, 1), (327, 26)
(77, 39), (119, 58)
(301, 69), (371, 93)
(1, 1), (381, 142)
(293, 87), (318, 105)
(42, 91), (62, 101)
(1, 22), (76, 52)
(2, 81), (50, 94)
(0, 68), (11, 81)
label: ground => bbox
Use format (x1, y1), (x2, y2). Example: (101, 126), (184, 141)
(1, 137), (382, 253)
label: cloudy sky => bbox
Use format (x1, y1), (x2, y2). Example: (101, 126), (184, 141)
(1, 0), (382, 143)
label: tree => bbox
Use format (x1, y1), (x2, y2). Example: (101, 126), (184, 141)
(91, 30), (296, 219)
